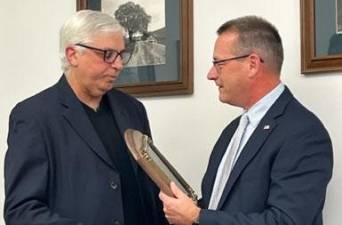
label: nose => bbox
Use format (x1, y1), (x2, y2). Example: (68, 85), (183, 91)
(111, 56), (124, 71)
(207, 66), (218, 80)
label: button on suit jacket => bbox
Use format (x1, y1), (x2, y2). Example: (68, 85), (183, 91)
(199, 87), (333, 225)
(4, 75), (167, 225)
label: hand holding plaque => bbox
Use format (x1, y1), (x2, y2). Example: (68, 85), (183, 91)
(124, 129), (198, 201)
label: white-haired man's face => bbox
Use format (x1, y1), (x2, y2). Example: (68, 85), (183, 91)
(66, 32), (125, 100)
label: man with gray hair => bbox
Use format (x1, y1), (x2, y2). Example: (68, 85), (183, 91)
(4, 10), (167, 225)
(159, 16), (333, 225)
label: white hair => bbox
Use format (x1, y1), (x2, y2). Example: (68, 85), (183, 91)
(59, 10), (124, 72)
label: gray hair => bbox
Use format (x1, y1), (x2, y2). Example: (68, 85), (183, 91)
(59, 10), (124, 72)
(217, 16), (284, 73)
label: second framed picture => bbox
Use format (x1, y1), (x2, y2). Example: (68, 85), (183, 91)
(77, 0), (193, 97)
(301, 0), (342, 74)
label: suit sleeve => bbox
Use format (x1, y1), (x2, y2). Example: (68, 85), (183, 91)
(4, 104), (83, 225)
(199, 122), (333, 225)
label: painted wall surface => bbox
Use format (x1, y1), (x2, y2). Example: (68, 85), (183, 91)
(1, 1), (341, 225)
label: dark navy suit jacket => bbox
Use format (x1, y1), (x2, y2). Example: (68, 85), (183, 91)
(4, 76), (167, 225)
(199, 87), (333, 225)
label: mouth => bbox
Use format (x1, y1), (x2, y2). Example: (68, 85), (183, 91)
(106, 74), (118, 82)
(216, 83), (223, 89)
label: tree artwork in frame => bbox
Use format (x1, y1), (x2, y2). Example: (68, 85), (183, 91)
(301, 0), (342, 74)
(77, 0), (193, 97)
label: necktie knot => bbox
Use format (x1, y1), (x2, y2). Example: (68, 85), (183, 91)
(234, 114), (249, 142)
(239, 113), (249, 130)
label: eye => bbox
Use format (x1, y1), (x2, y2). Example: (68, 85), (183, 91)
(121, 51), (132, 63)
(213, 60), (224, 67)
(104, 50), (117, 60)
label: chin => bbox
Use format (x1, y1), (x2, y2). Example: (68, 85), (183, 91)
(219, 95), (232, 105)
(104, 82), (115, 90)
(97, 86), (113, 96)
(219, 94), (227, 103)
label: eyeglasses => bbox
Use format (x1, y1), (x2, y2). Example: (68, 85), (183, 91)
(212, 54), (264, 70)
(213, 54), (250, 66)
(75, 43), (132, 65)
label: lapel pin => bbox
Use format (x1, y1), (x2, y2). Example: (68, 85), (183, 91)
(263, 125), (270, 130)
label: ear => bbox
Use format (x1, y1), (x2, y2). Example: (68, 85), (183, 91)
(247, 53), (262, 77)
(65, 46), (79, 67)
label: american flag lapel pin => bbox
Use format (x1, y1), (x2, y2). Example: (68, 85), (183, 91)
(263, 125), (270, 130)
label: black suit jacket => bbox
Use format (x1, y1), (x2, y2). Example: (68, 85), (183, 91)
(4, 75), (167, 225)
(199, 87), (333, 225)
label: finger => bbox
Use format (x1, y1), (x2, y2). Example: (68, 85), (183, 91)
(159, 191), (169, 202)
(165, 213), (177, 224)
(170, 182), (186, 198)
(164, 215), (172, 224)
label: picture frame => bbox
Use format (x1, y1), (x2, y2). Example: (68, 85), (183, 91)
(77, 0), (193, 97)
(301, 0), (342, 74)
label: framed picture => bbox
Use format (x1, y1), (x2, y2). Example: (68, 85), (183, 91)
(77, 0), (193, 97)
(301, 0), (342, 74)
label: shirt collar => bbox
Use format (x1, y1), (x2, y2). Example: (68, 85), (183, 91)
(245, 83), (285, 128)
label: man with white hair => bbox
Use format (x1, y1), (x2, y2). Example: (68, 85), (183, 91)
(4, 10), (167, 225)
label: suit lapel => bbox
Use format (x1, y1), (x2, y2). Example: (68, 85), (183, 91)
(217, 118), (277, 209)
(57, 76), (116, 170)
(107, 91), (139, 174)
(203, 119), (238, 205)
(106, 92), (132, 135)
(216, 87), (294, 209)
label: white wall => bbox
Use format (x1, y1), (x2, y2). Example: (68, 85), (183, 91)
(1, 1), (341, 225)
